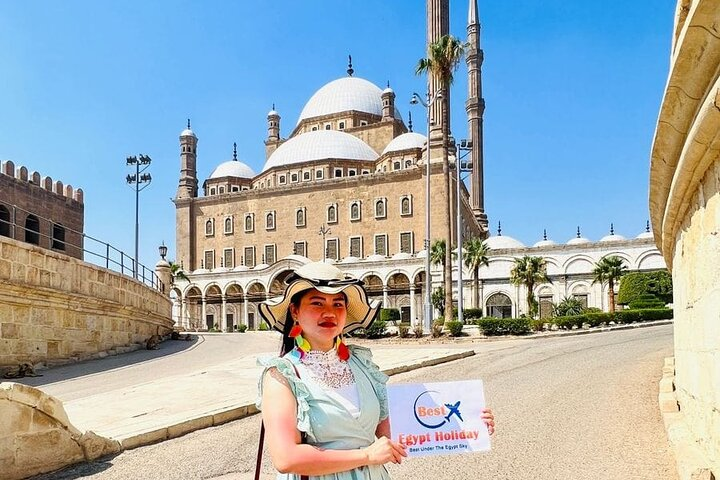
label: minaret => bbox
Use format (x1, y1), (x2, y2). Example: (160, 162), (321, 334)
(381, 82), (395, 121)
(177, 119), (198, 199)
(466, 0), (488, 230)
(265, 105), (282, 159)
(426, 0), (449, 145)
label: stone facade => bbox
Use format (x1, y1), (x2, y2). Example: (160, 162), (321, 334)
(649, 0), (720, 477)
(0, 235), (173, 371)
(0, 161), (84, 260)
(0, 382), (120, 480)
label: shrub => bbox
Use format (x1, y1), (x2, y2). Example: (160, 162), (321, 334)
(446, 320), (464, 337)
(463, 308), (484, 321)
(628, 293), (666, 309)
(583, 307), (602, 313)
(554, 296), (585, 317)
(614, 310), (642, 323)
(380, 308), (401, 324)
(584, 312), (613, 327)
(637, 308), (673, 321)
(413, 325), (424, 338)
(431, 319), (444, 338)
(530, 319), (545, 331)
(237, 324), (248, 333)
(366, 319), (387, 339)
(431, 288), (445, 316)
(258, 321), (269, 331)
(477, 317), (531, 336)
(617, 270), (673, 305)
(398, 325), (410, 338)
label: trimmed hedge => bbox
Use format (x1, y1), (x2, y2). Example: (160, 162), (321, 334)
(463, 308), (484, 320)
(445, 320), (464, 337)
(628, 294), (665, 309)
(477, 317), (531, 336)
(617, 271), (673, 305)
(550, 308), (672, 330)
(380, 308), (401, 323)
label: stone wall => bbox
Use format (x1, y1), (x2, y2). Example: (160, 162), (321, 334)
(0, 382), (120, 480)
(649, 0), (720, 477)
(0, 236), (173, 370)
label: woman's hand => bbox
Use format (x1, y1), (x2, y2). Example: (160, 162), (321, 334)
(481, 407), (495, 435)
(364, 436), (407, 465)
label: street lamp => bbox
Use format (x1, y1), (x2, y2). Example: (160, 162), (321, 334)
(318, 224), (331, 262)
(455, 139), (473, 325)
(410, 89), (442, 332)
(159, 241), (168, 260)
(126, 154), (152, 279)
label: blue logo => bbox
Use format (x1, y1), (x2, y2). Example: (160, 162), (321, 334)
(413, 390), (464, 429)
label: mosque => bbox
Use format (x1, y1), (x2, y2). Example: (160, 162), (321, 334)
(170, 1), (665, 331)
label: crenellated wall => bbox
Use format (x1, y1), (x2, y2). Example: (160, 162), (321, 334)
(0, 235), (173, 371)
(0, 160), (84, 260)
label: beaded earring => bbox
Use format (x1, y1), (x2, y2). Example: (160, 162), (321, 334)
(335, 335), (350, 361)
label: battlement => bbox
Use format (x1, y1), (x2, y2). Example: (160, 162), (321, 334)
(1, 160), (84, 204)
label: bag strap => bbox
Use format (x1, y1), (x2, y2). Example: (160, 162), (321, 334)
(255, 361), (309, 480)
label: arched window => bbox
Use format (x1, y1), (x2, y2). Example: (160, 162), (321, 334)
(224, 217), (233, 234)
(374, 199), (386, 219)
(350, 202), (361, 221)
(266, 212), (275, 230)
(400, 196), (412, 216)
(296, 208), (305, 227)
(24, 214), (40, 245)
(0, 205), (10, 237)
(393, 161), (401, 171)
(486, 293), (512, 319)
(327, 204), (337, 224)
(245, 214), (254, 232)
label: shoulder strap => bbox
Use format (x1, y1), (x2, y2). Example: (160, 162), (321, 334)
(255, 361), (308, 480)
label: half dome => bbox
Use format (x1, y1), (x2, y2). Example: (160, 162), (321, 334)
(382, 132), (427, 155)
(209, 160), (256, 179)
(485, 235), (525, 249)
(298, 77), (402, 124)
(263, 130), (378, 171)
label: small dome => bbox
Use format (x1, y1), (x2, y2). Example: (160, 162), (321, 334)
(382, 132), (427, 155)
(254, 263), (269, 270)
(533, 239), (557, 248)
(209, 160), (255, 179)
(567, 236), (591, 245)
(382, 86), (394, 95)
(180, 128), (196, 138)
(485, 235), (525, 249)
(365, 254), (386, 262)
(392, 252), (412, 260)
(636, 231), (654, 239)
(416, 249), (427, 258)
(600, 233), (626, 242)
(341, 256), (360, 263)
(263, 130), (377, 171)
(233, 265), (250, 272)
(268, 109), (279, 117)
(298, 77), (402, 124)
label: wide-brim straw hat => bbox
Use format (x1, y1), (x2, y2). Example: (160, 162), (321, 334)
(258, 262), (380, 335)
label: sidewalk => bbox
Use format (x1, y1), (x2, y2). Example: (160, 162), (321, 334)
(57, 347), (475, 450)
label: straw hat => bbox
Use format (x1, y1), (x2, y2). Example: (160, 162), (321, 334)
(258, 262), (380, 335)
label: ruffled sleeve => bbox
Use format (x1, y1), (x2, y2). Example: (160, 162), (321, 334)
(349, 345), (389, 420)
(256, 355), (313, 435)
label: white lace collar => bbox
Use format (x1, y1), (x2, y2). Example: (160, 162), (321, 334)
(300, 348), (355, 389)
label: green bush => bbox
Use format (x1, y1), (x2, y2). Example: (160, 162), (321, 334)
(530, 319), (545, 331)
(477, 317), (531, 336)
(628, 293), (666, 309)
(584, 312), (613, 327)
(614, 310), (642, 323)
(398, 325), (410, 338)
(554, 296), (585, 317)
(463, 308), (484, 320)
(366, 319), (387, 339)
(446, 320), (464, 337)
(413, 325), (424, 338)
(583, 307), (602, 314)
(258, 321), (269, 331)
(617, 270), (673, 305)
(237, 324), (248, 333)
(380, 308), (401, 324)
(432, 318), (444, 338)
(637, 308), (673, 321)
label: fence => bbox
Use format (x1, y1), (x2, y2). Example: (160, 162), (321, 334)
(0, 203), (162, 291)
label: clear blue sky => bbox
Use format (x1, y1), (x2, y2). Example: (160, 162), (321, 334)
(0, 1), (676, 268)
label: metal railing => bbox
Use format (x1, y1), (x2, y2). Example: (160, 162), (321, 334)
(0, 203), (163, 291)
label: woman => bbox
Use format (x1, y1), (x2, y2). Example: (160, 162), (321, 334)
(257, 262), (494, 479)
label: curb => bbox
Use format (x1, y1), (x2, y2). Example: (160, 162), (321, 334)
(520, 319), (674, 341)
(115, 349), (475, 450)
(657, 356), (716, 480)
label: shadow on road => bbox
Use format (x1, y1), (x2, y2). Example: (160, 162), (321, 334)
(15, 336), (203, 388)
(30, 454), (120, 479)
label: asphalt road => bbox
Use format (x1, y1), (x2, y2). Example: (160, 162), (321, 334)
(36, 325), (678, 480)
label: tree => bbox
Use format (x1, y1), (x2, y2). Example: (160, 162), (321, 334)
(169, 261), (188, 285)
(463, 237), (489, 309)
(431, 287), (445, 317)
(429, 239), (447, 270)
(592, 256), (628, 313)
(417, 34), (466, 324)
(510, 256), (551, 318)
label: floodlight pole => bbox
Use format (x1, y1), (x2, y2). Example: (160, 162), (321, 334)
(456, 140), (473, 325)
(126, 154), (152, 279)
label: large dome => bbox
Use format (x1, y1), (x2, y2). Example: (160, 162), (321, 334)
(297, 77), (402, 124)
(209, 160), (255, 179)
(263, 130), (378, 171)
(381, 132), (427, 155)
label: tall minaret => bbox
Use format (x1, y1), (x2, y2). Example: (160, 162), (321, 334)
(265, 105), (281, 159)
(177, 119), (198, 199)
(426, 0), (449, 145)
(466, 0), (488, 230)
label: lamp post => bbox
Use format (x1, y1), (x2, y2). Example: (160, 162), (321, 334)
(159, 241), (168, 260)
(318, 224), (331, 262)
(126, 154), (152, 279)
(410, 89), (442, 332)
(456, 140), (473, 325)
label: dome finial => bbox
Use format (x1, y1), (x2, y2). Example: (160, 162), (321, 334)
(543, 229), (547, 241)
(387, 80), (390, 88)
(576, 226), (581, 238)
(497, 221), (502, 236)
(646, 220), (650, 232)
(272, 103), (275, 111)
(610, 223), (615, 235)
(187, 118), (191, 129)
(408, 111), (413, 132)
(233, 142), (237, 161)
(347, 55), (354, 76)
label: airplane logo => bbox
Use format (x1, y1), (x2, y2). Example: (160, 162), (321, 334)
(444, 401), (463, 422)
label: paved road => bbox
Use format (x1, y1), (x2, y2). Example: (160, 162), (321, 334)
(37, 325), (677, 480)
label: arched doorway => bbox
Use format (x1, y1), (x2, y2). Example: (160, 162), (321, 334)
(387, 272), (411, 323)
(486, 292), (512, 319)
(225, 283), (244, 331)
(269, 270), (295, 296)
(362, 274), (384, 306)
(246, 282), (267, 330)
(204, 285), (222, 330)
(185, 286), (202, 330)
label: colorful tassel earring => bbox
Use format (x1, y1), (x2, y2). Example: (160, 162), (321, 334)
(288, 321), (302, 339)
(336, 335), (350, 361)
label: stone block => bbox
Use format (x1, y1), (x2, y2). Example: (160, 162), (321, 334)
(213, 405), (249, 425)
(120, 427), (167, 450)
(15, 429), (84, 476)
(660, 376), (676, 393)
(167, 415), (214, 439)
(36, 393), (73, 429)
(78, 431), (121, 461)
(0, 399), (33, 431)
(7, 383), (45, 408)
(660, 391), (680, 413)
(0, 259), (11, 279)
(1, 323), (18, 339)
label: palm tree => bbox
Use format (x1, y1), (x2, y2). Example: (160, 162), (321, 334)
(417, 34), (466, 323)
(592, 256), (628, 313)
(169, 261), (188, 285)
(463, 237), (489, 309)
(510, 256), (551, 318)
(429, 239), (447, 270)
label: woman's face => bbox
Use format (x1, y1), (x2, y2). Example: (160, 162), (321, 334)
(289, 289), (347, 351)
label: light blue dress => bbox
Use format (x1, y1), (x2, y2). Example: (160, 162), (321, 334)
(257, 345), (391, 480)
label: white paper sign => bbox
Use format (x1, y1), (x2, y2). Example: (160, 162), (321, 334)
(387, 380), (490, 457)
